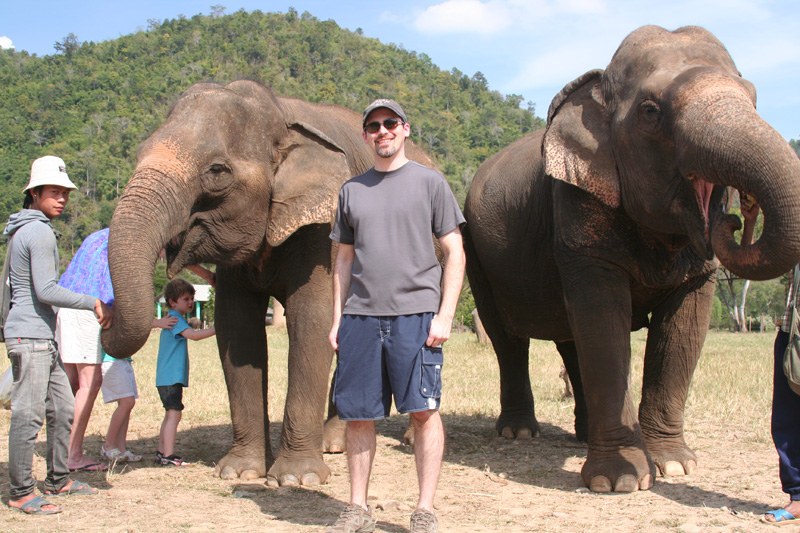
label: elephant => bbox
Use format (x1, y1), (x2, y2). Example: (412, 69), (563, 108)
(101, 80), (434, 486)
(464, 25), (800, 493)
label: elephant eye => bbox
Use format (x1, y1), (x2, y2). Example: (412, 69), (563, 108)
(202, 162), (233, 193)
(638, 100), (662, 134)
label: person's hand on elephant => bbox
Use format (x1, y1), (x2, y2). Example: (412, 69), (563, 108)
(739, 189), (760, 246)
(739, 190), (760, 221)
(94, 299), (114, 329)
(152, 315), (178, 329)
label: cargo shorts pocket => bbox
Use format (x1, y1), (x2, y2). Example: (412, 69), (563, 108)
(419, 346), (444, 399)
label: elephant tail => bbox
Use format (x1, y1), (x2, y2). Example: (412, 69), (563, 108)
(463, 225), (505, 342)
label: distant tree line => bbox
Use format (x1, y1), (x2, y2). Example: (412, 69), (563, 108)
(0, 7), (796, 330)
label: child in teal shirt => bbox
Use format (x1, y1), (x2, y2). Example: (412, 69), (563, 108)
(155, 279), (215, 466)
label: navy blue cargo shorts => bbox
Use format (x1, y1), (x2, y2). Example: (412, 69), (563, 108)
(333, 312), (444, 421)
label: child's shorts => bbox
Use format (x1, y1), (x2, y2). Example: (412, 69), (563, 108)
(157, 384), (184, 411)
(101, 358), (138, 403)
(333, 312), (443, 421)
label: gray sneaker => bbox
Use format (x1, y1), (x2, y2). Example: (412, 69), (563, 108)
(325, 504), (375, 533)
(410, 508), (438, 533)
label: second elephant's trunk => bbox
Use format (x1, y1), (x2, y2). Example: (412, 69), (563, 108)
(676, 80), (800, 280)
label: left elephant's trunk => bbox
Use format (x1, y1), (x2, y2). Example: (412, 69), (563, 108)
(675, 75), (800, 280)
(101, 166), (193, 358)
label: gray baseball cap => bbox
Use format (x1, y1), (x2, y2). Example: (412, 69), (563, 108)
(362, 99), (407, 128)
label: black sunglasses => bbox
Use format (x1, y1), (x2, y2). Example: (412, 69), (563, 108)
(364, 118), (404, 133)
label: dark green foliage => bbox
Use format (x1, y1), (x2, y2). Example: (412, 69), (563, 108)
(0, 9), (543, 223)
(791, 139), (800, 159)
(455, 279), (476, 330)
(0, 8), (543, 304)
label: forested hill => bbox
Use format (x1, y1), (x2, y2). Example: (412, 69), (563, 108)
(0, 7), (544, 259)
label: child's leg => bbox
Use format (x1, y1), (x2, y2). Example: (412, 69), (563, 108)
(105, 396), (135, 452)
(159, 409), (182, 457)
(116, 397), (134, 453)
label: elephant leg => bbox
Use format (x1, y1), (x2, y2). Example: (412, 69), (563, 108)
(639, 274), (714, 477)
(323, 372), (346, 453)
(562, 261), (655, 492)
(494, 331), (537, 439)
(213, 269), (272, 481)
(468, 260), (538, 438)
(267, 252), (335, 487)
(554, 340), (588, 442)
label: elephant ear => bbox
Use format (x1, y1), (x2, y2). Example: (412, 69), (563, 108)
(543, 69), (620, 208)
(267, 121), (352, 247)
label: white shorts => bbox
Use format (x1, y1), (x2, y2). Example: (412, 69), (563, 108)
(101, 359), (138, 403)
(56, 308), (102, 365)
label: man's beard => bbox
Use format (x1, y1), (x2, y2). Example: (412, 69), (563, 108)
(375, 137), (400, 158)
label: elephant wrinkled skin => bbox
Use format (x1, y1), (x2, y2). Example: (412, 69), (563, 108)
(464, 26), (800, 492)
(101, 80), (432, 486)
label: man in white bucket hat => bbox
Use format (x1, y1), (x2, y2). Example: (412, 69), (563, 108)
(24, 155), (79, 192)
(4, 155), (112, 515)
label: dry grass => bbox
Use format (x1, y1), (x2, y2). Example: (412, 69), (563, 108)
(0, 327), (782, 532)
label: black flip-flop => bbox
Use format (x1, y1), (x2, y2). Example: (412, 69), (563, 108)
(68, 462), (107, 472)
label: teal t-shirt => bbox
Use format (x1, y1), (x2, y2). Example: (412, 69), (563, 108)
(156, 310), (191, 387)
(101, 350), (131, 363)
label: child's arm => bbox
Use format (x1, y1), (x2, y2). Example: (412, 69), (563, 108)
(180, 326), (216, 341)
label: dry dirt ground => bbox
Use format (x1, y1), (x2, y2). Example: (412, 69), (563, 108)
(0, 411), (786, 532)
(0, 330), (789, 532)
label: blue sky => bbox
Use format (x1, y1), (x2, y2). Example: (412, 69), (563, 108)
(1, 0), (798, 140)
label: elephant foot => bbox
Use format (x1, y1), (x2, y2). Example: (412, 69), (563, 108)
(215, 450), (268, 480)
(581, 445), (656, 493)
(266, 455), (331, 488)
(645, 439), (697, 477)
(322, 416), (347, 454)
(496, 412), (540, 440)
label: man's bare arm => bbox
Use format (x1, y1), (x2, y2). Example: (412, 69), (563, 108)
(329, 243), (355, 351)
(427, 227), (466, 347)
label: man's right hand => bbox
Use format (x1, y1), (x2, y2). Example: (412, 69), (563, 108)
(328, 321), (340, 351)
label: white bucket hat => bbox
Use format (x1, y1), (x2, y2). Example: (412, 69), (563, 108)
(24, 155), (78, 192)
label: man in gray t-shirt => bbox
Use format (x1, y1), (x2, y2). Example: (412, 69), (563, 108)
(327, 99), (465, 533)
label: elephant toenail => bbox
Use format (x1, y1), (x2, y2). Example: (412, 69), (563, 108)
(614, 474), (639, 492)
(219, 466), (238, 480)
(240, 469), (259, 480)
(300, 473), (321, 486)
(663, 461), (685, 476)
(279, 474), (299, 487)
(516, 428), (533, 440)
(589, 476), (612, 492)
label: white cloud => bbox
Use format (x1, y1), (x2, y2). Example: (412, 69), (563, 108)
(413, 0), (512, 35)
(0, 36), (14, 50)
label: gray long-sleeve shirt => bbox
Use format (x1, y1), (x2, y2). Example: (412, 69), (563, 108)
(3, 209), (95, 340)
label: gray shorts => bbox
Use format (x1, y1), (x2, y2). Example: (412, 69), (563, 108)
(333, 313), (443, 421)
